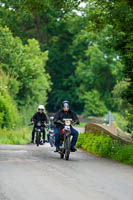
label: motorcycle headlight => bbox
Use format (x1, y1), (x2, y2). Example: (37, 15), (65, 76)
(37, 122), (41, 126)
(65, 120), (71, 126)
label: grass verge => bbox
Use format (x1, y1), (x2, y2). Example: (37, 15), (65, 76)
(76, 133), (133, 165)
(0, 127), (31, 145)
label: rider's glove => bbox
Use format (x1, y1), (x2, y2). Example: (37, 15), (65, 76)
(74, 120), (79, 125)
(56, 120), (64, 125)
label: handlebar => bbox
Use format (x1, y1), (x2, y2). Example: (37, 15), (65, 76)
(28, 122), (34, 126)
(28, 121), (47, 127)
(56, 120), (65, 125)
(55, 119), (79, 126)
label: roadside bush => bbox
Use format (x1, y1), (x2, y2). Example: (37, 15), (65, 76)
(0, 92), (19, 128)
(112, 145), (133, 164)
(0, 68), (19, 128)
(77, 133), (133, 165)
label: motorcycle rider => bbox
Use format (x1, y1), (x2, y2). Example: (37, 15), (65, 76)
(31, 105), (48, 144)
(54, 100), (79, 152)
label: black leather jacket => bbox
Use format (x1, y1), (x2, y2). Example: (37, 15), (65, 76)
(31, 112), (48, 126)
(54, 109), (79, 128)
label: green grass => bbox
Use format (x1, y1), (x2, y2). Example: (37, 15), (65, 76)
(0, 127), (32, 144)
(76, 132), (133, 165)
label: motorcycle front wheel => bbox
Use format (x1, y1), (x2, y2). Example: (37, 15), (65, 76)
(36, 132), (40, 147)
(65, 136), (71, 160)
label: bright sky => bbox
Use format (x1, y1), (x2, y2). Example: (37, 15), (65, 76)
(79, 2), (87, 8)
(73, 2), (87, 16)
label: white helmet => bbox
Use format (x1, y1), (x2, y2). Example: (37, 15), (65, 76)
(38, 105), (44, 111)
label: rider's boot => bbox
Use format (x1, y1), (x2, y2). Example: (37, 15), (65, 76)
(54, 147), (60, 152)
(71, 147), (77, 152)
(40, 140), (44, 145)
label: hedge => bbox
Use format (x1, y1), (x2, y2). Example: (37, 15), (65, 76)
(76, 133), (133, 165)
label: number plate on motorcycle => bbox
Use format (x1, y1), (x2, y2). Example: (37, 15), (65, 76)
(64, 126), (70, 130)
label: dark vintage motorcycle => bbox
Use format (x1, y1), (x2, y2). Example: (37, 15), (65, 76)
(49, 128), (55, 147)
(47, 117), (55, 147)
(30, 121), (46, 147)
(59, 118), (73, 161)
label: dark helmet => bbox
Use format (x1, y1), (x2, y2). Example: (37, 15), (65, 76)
(62, 100), (70, 108)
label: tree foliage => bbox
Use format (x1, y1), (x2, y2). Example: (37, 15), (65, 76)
(0, 68), (18, 128)
(0, 26), (51, 107)
(83, 90), (107, 116)
(0, 27), (51, 128)
(73, 25), (123, 111)
(88, 0), (133, 104)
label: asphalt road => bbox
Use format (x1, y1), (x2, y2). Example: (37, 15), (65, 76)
(0, 144), (133, 200)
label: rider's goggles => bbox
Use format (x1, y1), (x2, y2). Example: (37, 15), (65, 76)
(63, 103), (69, 108)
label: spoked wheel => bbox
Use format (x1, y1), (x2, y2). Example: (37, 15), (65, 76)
(65, 137), (71, 160)
(36, 132), (40, 147)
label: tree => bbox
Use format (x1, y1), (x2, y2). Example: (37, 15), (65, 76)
(0, 1), (86, 112)
(88, 0), (133, 105)
(83, 90), (107, 117)
(0, 27), (51, 108)
(0, 0), (130, 117)
(73, 25), (123, 111)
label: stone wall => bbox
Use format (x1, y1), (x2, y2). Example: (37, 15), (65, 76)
(85, 123), (132, 144)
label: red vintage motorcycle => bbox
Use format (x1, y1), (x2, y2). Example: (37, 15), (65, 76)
(59, 118), (72, 160)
